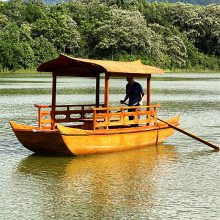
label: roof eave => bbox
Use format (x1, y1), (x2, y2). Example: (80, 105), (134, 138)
(37, 54), (164, 76)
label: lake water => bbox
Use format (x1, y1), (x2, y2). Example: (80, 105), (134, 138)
(0, 72), (220, 219)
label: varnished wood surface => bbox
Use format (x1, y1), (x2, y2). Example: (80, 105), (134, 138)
(91, 104), (160, 130)
(10, 121), (72, 155)
(57, 115), (179, 155)
(10, 115), (179, 156)
(37, 54), (164, 76)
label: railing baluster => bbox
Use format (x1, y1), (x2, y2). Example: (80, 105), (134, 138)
(121, 107), (124, 125)
(154, 107), (157, 126)
(106, 109), (109, 129)
(82, 105), (84, 119)
(67, 106), (70, 121)
(35, 104), (159, 130)
(91, 104), (158, 129)
(93, 109), (96, 131)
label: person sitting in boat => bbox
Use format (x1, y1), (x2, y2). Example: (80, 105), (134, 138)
(120, 77), (144, 121)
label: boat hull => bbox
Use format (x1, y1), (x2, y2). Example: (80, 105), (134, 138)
(10, 116), (179, 156)
(58, 115), (180, 155)
(10, 121), (72, 155)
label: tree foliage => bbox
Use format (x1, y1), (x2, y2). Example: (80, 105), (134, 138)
(147, 0), (220, 5)
(0, 0), (219, 71)
(94, 9), (153, 59)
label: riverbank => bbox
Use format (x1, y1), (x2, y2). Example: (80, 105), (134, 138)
(1, 68), (219, 75)
(166, 68), (220, 73)
(0, 69), (38, 74)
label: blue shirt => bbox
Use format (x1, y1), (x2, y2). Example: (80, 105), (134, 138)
(126, 81), (144, 106)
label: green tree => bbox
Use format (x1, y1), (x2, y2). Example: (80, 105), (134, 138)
(32, 35), (58, 65)
(167, 3), (220, 56)
(4, 0), (25, 25)
(94, 9), (152, 59)
(23, 0), (46, 23)
(166, 36), (187, 68)
(67, 0), (111, 56)
(0, 22), (35, 71)
(0, 0), (219, 71)
(32, 8), (81, 54)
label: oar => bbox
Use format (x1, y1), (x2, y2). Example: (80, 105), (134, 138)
(122, 102), (219, 150)
(157, 117), (219, 151)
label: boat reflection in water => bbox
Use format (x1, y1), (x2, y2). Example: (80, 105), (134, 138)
(16, 145), (178, 219)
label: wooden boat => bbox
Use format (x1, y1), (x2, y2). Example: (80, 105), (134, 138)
(10, 54), (180, 155)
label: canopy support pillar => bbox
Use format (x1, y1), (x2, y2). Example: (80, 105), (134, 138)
(147, 77), (151, 106)
(96, 74), (100, 107)
(51, 73), (57, 130)
(104, 74), (109, 107)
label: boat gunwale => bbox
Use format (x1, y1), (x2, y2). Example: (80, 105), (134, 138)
(11, 124), (164, 135)
(58, 118), (180, 136)
(11, 115), (179, 136)
(59, 126), (169, 136)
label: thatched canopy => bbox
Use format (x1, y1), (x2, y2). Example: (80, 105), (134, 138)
(37, 54), (164, 77)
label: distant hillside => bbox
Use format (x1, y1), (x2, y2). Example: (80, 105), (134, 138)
(148, 0), (220, 5)
(43, 0), (220, 5)
(1, 0), (219, 71)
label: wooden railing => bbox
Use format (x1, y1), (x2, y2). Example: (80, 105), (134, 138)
(34, 104), (160, 130)
(34, 104), (101, 129)
(91, 104), (160, 130)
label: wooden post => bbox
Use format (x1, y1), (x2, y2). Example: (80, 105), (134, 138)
(146, 76), (151, 126)
(104, 74), (109, 107)
(38, 107), (41, 129)
(96, 74), (100, 107)
(147, 76), (151, 106)
(51, 73), (57, 130)
(93, 109), (96, 131)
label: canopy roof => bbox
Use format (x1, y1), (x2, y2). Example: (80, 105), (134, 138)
(37, 54), (164, 77)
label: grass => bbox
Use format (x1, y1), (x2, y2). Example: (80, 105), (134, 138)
(166, 68), (220, 73)
(0, 69), (38, 74)
(1, 67), (220, 75)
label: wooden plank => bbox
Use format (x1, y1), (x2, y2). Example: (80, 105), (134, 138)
(91, 104), (160, 111)
(42, 119), (52, 124)
(108, 73), (151, 78)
